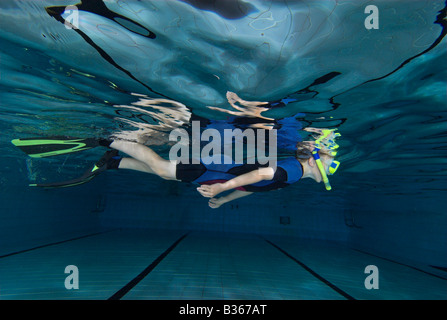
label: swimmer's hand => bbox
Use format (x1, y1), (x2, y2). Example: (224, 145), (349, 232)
(197, 184), (225, 198)
(208, 197), (225, 209)
(206, 190), (254, 209)
(206, 91), (273, 120)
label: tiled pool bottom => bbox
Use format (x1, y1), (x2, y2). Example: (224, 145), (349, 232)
(0, 229), (445, 300)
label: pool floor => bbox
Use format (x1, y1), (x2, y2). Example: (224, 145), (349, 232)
(0, 229), (445, 300)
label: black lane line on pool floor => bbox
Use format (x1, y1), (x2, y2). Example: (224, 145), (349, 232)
(264, 238), (355, 300)
(353, 248), (447, 281)
(108, 233), (189, 300)
(0, 229), (119, 259)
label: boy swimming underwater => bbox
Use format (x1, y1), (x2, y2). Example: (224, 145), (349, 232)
(12, 93), (341, 208)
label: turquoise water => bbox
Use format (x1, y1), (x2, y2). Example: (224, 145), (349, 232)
(0, 0), (446, 300)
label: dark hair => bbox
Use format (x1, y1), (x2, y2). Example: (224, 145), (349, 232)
(295, 141), (334, 162)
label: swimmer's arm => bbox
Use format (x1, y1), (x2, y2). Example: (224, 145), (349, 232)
(220, 190), (253, 202)
(209, 190), (253, 209)
(197, 167), (274, 198)
(223, 167), (274, 191)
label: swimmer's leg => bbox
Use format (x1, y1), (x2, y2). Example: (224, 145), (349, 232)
(118, 157), (155, 174)
(110, 140), (177, 180)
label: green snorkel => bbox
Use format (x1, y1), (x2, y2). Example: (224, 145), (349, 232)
(311, 129), (341, 191)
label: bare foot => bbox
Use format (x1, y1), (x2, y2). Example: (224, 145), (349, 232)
(197, 184), (225, 198)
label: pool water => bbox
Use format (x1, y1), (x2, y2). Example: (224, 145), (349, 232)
(0, 0), (446, 300)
